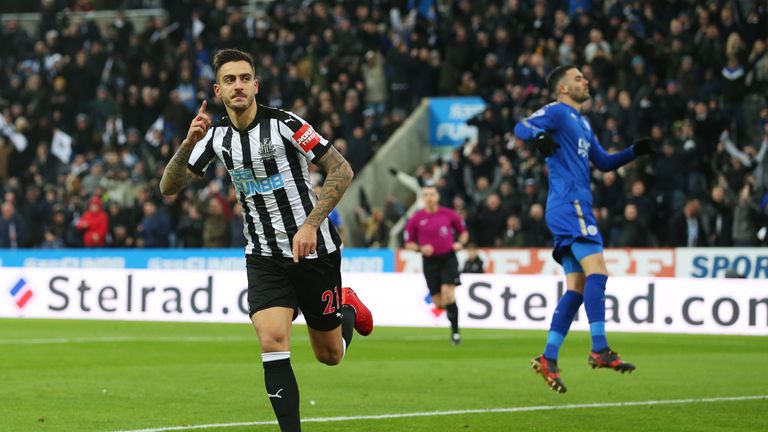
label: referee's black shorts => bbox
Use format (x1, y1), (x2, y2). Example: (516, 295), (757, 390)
(246, 250), (343, 331)
(422, 251), (461, 295)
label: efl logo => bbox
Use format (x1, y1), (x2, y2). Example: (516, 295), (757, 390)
(9, 278), (34, 309)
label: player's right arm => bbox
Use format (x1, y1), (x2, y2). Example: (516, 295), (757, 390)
(514, 105), (561, 157)
(513, 104), (560, 140)
(160, 101), (211, 195)
(404, 216), (420, 251)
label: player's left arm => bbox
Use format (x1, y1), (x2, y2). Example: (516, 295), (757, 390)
(452, 211), (469, 251)
(292, 146), (354, 261)
(588, 132), (639, 172)
(307, 146), (354, 227)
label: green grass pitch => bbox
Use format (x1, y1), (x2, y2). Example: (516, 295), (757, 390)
(1, 319), (766, 431)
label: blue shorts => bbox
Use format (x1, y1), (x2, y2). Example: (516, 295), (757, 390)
(560, 239), (604, 274)
(545, 201), (604, 270)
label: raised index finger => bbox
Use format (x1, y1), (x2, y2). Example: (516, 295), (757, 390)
(199, 100), (207, 115)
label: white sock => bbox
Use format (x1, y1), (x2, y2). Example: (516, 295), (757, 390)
(262, 351), (290, 363)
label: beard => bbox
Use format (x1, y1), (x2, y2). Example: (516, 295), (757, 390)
(571, 89), (590, 103)
(227, 94), (254, 112)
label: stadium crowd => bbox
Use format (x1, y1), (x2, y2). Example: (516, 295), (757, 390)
(1, 0), (767, 249)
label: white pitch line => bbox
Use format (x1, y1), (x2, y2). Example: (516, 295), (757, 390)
(0, 336), (255, 345)
(113, 395), (767, 432)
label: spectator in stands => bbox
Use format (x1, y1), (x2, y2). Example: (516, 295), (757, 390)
(361, 50), (387, 118)
(497, 181), (519, 216)
(176, 204), (204, 248)
(652, 141), (687, 216)
(75, 195), (108, 247)
(229, 202), (247, 248)
(202, 198), (228, 248)
(0, 201), (27, 248)
(18, 185), (47, 247)
(732, 183), (760, 246)
(668, 197), (709, 247)
(500, 215), (525, 247)
(519, 178), (547, 218)
(139, 200), (170, 248)
(462, 244), (484, 273)
(109, 225), (133, 248)
(614, 203), (654, 247)
(40, 228), (63, 249)
(523, 203), (550, 247)
(361, 207), (389, 248)
(628, 180), (655, 223)
(470, 193), (506, 247)
(594, 171), (625, 220)
(704, 184), (735, 246)
(81, 162), (105, 196)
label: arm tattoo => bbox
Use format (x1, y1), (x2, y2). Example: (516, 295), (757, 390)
(306, 147), (354, 228)
(160, 142), (200, 195)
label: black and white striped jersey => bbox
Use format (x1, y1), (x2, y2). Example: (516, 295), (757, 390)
(187, 104), (342, 258)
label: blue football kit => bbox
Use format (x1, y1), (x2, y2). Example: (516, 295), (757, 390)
(517, 99), (641, 383)
(514, 102), (636, 269)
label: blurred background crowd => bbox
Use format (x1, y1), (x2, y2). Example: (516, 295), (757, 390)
(1, 0), (767, 250)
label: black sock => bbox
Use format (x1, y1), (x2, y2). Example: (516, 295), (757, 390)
(262, 354), (301, 432)
(340, 304), (356, 348)
(445, 302), (459, 334)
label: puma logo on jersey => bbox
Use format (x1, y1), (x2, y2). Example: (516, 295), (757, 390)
(268, 388), (283, 399)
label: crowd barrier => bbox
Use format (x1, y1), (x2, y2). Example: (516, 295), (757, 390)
(0, 248), (766, 278)
(2, 269), (765, 335)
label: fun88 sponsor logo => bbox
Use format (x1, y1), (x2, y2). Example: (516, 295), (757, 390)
(231, 169), (285, 196)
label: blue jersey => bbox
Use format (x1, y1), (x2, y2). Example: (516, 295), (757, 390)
(514, 102), (636, 210)
(514, 102), (637, 260)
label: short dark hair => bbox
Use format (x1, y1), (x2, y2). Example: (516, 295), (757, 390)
(212, 48), (255, 81)
(546, 65), (577, 95)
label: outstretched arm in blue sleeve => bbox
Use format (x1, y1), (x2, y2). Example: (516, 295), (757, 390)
(588, 134), (636, 172)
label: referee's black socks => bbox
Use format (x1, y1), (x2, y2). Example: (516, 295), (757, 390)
(445, 302), (460, 334)
(340, 304), (356, 348)
(262, 352), (301, 432)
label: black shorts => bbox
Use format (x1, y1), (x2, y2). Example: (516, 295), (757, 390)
(246, 250), (342, 331)
(422, 252), (461, 295)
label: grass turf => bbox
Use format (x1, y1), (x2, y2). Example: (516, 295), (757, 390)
(1, 319), (766, 431)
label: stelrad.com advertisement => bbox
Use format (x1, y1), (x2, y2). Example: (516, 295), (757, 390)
(1, 269), (765, 336)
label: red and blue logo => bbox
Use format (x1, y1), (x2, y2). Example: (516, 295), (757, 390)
(10, 278), (34, 309)
(424, 292), (444, 317)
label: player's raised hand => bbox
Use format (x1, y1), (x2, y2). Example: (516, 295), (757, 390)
(184, 100), (211, 146)
(534, 131), (560, 157)
(632, 137), (653, 156)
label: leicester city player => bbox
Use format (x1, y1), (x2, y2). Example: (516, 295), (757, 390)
(514, 65), (652, 393)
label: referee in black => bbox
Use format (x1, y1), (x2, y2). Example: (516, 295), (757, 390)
(160, 49), (373, 432)
(404, 184), (469, 344)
